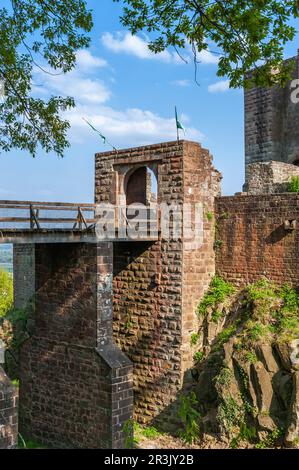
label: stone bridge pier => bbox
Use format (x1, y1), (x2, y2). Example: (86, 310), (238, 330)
(16, 242), (133, 449)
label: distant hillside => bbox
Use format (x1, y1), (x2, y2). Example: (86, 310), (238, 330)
(0, 244), (13, 273)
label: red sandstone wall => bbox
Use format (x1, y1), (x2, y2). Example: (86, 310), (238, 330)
(182, 142), (221, 371)
(215, 194), (299, 286)
(19, 243), (133, 449)
(95, 140), (220, 425)
(113, 240), (183, 424)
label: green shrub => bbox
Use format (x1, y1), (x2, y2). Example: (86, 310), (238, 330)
(141, 426), (161, 439)
(178, 392), (201, 444)
(214, 367), (233, 387)
(193, 351), (204, 363)
(190, 333), (199, 346)
(211, 310), (223, 323)
(216, 324), (238, 348)
(0, 270), (13, 318)
(288, 176), (299, 193)
(198, 277), (235, 317)
(244, 351), (258, 364)
(255, 428), (283, 449)
(123, 419), (140, 448)
(217, 396), (244, 433)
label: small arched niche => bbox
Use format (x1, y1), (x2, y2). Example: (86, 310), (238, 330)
(125, 166), (158, 206)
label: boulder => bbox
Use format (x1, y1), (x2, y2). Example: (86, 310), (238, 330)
(255, 344), (279, 374)
(275, 343), (292, 371)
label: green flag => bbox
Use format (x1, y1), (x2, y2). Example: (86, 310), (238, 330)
(82, 117), (117, 151)
(175, 106), (186, 135)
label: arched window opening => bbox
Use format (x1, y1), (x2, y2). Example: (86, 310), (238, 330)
(125, 166), (158, 206)
(146, 168), (157, 205)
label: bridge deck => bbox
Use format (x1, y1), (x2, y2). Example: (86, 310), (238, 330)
(0, 200), (160, 244)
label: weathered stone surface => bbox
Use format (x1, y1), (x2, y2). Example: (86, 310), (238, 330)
(251, 362), (275, 416)
(285, 372), (299, 446)
(244, 161), (299, 195)
(244, 52), (299, 179)
(255, 344), (279, 374)
(275, 343), (293, 372)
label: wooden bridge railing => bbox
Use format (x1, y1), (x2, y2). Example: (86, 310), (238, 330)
(0, 201), (160, 237)
(0, 200), (96, 231)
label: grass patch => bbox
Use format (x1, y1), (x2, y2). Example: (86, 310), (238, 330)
(198, 277), (235, 317)
(190, 333), (199, 346)
(193, 351), (204, 363)
(288, 176), (299, 193)
(18, 435), (46, 449)
(211, 310), (223, 323)
(241, 280), (299, 346)
(141, 426), (161, 439)
(244, 351), (258, 364)
(216, 324), (238, 348)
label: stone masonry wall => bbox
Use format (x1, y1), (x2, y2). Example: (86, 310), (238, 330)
(215, 193), (299, 286)
(19, 242), (133, 448)
(95, 140), (220, 426)
(13, 244), (35, 309)
(245, 161), (299, 194)
(181, 142), (221, 372)
(245, 53), (299, 181)
(113, 240), (183, 426)
(0, 366), (18, 449)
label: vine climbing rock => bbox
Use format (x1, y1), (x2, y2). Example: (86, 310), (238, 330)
(0, 366), (18, 449)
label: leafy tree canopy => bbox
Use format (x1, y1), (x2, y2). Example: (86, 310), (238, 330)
(0, 0), (93, 157)
(115, 0), (299, 88)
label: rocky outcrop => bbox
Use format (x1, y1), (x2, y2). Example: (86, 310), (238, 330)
(191, 286), (299, 448)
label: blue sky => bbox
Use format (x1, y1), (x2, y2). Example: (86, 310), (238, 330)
(0, 0), (299, 202)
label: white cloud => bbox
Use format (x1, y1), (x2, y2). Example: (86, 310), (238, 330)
(208, 80), (230, 93)
(196, 49), (219, 65)
(102, 32), (182, 64)
(30, 46), (204, 148)
(33, 68), (111, 104)
(171, 79), (190, 87)
(65, 103), (204, 147)
(76, 50), (107, 70)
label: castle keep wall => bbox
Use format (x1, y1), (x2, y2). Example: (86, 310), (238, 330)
(244, 161), (299, 195)
(245, 53), (299, 189)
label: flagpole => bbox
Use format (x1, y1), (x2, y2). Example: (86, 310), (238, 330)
(175, 106), (179, 143)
